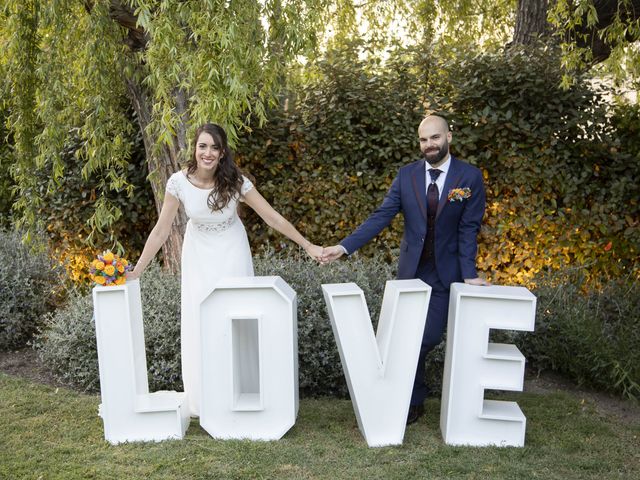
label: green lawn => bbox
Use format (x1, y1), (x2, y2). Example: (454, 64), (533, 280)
(1, 373), (638, 480)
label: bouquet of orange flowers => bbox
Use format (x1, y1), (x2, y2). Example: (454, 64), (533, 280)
(89, 250), (132, 286)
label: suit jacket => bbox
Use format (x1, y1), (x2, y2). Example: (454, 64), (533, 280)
(341, 156), (485, 287)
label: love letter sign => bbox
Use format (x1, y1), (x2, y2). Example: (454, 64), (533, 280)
(199, 276), (298, 441)
(322, 279), (431, 447)
(92, 277), (535, 447)
(440, 283), (536, 447)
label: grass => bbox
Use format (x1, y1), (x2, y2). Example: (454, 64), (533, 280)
(1, 374), (639, 480)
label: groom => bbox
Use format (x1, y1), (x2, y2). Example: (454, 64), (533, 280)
(322, 114), (489, 425)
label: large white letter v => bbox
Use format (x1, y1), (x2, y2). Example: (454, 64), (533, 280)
(322, 279), (431, 447)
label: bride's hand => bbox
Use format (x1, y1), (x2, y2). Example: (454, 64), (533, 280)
(126, 268), (142, 281)
(304, 244), (323, 262)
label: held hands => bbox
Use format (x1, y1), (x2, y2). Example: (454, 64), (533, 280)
(304, 243), (344, 265)
(320, 245), (345, 265)
(304, 243), (324, 263)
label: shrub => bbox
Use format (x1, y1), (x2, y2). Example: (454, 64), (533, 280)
(254, 247), (397, 397)
(34, 262), (180, 392)
(520, 271), (640, 400)
(37, 250), (444, 397)
(139, 263), (182, 392)
(0, 229), (63, 350)
(33, 292), (98, 390)
(38, 248), (640, 401)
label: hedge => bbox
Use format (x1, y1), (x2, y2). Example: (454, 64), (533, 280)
(236, 44), (639, 285)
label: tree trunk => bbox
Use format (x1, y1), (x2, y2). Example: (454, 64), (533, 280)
(126, 77), (187, 275)
(104, 1), (190, 275)
(512, 0), (640, 63)
(513, 0), (551, 45)
(574, 0), (640, 63)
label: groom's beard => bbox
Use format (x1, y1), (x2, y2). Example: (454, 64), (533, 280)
(423, 140), (449, 165)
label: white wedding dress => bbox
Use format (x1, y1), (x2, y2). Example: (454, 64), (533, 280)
(166, 171), (254, 416)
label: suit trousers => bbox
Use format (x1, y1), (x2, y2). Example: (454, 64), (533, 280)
(410, 259), (449, 406)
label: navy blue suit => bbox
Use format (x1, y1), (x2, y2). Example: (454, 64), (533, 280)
(341, 156), (485, 405)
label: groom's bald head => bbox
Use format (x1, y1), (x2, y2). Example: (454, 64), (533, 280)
(418, 115), (450, 133)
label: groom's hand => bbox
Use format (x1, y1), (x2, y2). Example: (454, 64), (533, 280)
(321, 245), (345, 264)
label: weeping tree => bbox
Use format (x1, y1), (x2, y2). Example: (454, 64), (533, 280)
(2, 0), (327, 273)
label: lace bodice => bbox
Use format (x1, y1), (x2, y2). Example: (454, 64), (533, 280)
(166, 171), (254, 233)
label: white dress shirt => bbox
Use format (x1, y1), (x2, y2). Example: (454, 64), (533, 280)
(425, 154), (451, 200)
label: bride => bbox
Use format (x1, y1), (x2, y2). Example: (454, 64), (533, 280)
(128, 123), (322, 416)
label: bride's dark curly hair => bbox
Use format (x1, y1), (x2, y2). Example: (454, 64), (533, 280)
(186, 123), (244, 212)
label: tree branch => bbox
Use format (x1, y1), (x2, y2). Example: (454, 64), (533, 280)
(85, 0), (148, 50)
(573, 0), (640, 63)
(512, 0), (640, 64)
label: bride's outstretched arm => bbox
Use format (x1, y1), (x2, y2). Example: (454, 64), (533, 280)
(128, 193), (181, 280)
(243, 188), (323, 261)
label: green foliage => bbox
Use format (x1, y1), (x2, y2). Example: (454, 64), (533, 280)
(2, 0), (138, 245)
(35, 129), (156, 284)
(317, 1), (514, 55)
(423, 45), (640, 283)
(32, 292), (97, 390)
(135, 0), (325, 145)
(0, 229), (63, 350)
(520, 271), (640, 400)
(550, 0), (640, 87)
(137, 262), (182, 392)
(2, 1), (41, 235)
(3, 0), (638, 254)
(2, 0), (330, 246)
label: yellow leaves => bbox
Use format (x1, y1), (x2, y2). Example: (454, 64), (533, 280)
(55, 246), (95, 285)
(476, 203), (634, 286)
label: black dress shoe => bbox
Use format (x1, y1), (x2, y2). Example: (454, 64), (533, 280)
(406, 404), (424, 425)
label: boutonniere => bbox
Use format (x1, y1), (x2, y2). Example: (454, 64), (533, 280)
(447, 187), (471, 202)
